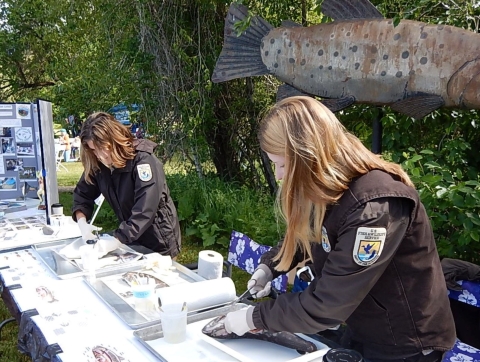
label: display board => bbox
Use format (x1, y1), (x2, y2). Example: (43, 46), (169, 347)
(0, 103), (42, 200)
(36, 99), (59, 222)
(0, 100), (58, 222)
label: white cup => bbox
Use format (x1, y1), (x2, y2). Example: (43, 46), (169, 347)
(159, 303), (188, 343)
(51, 203), (64, 215)
(132, 278), (156, 312)
(79, 244), (98, 271)
(50, 215), (65, 228)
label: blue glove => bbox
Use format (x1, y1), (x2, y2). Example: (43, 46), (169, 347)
(224, 306), (256, 336)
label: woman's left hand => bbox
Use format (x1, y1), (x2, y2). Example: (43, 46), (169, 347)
(224, 306), (256, 336)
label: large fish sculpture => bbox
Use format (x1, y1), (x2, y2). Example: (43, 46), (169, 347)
(202, 315), (318, 353)
(212, 0), (480, 119)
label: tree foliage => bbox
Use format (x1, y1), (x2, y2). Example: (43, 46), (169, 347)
(0, 0), (479, 255)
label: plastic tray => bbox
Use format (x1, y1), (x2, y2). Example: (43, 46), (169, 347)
(133, 303), (329, 362)
(85, 261), (206, 329)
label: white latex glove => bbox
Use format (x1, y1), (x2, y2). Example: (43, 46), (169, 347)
(248, 264), (273, 298)
(95, 235), (122, 258)
(77, 217), (102, 242)
(224, 306), (256, 336)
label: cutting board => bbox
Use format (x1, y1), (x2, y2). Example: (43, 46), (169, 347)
(146, 317), (329, 362)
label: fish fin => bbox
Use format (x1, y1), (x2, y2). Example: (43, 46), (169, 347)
(277, 86), (355, 112)
(321, 96), (356, 112)
(390, 94), (445, 120)
(281, 20), (303, 28)
(212, 4), (273, 83)
(321, 0), (383, 20)
(276, 84), (311, 102)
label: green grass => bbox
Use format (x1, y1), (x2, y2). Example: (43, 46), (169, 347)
(1, 161), (251, 361)
(55, 161), (84, 186)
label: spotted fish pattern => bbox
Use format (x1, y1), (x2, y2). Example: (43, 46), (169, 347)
(202, 315), (318, 353)
(212, 0), (480, 119)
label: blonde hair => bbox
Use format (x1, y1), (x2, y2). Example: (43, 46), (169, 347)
(258, 96), (413, 271)
(80, 112), (135, 184)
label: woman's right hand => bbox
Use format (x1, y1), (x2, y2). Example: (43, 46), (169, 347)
(247, 264), (273, 298)
(77, 217), (102, 242)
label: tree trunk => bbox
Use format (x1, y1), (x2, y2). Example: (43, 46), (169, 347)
(260, 149), (278, 195)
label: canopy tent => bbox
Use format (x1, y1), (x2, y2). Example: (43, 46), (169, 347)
(107, 104), (141, 125)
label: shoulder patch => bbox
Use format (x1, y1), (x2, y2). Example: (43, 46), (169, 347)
(321, 226), (331, 252)
(137, 164), (152, 182)
(353, 227), (387, 266)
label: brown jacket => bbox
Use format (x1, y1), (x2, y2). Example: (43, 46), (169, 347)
(252, 170), (455, 359)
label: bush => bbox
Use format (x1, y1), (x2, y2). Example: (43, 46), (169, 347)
(167, 173), (283, 248)
(399, 142), (480, 263)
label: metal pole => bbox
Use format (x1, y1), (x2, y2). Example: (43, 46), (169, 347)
(372, 109), (384, 154)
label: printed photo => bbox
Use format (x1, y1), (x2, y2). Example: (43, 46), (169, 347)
(19, 167), (36, 180)
(6, 158), (24, 171)
(0, 177), (16, 190)
(1, 138), (15, 155)
(16, 142), (34, 157)
(1, 128), (12, 137)
(15, 225), (30, 230)
(15, 127), (33, 143)
(16, 105), (30, 119)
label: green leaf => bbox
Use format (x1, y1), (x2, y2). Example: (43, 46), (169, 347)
(471, 230), (480, 242)
(465, 181), (480, 186)
(410, 155), (423, 162)
(435, 187), (448, 198)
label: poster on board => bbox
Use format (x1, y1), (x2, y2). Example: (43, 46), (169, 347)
(0, 101), (57, 220)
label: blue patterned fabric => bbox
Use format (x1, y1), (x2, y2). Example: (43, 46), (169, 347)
(448, 280), (480, 308)
(442, 340), (480, 362)
(227, 231), (288, 293)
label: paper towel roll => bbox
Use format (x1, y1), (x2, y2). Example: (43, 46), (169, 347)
(198, 250), (224, 280)
(157, 277), (236, 312)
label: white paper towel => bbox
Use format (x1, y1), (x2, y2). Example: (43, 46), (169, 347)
(156, 277), (236, 312)
(198, 250), (224, 280)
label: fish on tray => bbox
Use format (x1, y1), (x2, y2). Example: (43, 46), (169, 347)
(121, 271), (169, 289)
(212, 0), (480, 119)
(202, 315), (317, 354)
(106, 250), (141, 263)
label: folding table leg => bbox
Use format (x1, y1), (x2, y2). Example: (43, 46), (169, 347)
(0, 317), (16, 340)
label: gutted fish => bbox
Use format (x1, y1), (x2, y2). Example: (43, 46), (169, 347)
(202, 315), (317, 353)
(121, 271), (168, 289)
(213, 0), (480, 119)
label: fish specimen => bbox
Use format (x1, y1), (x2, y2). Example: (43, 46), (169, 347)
(202, 315), (318, 353)
(121, 271), (168, 289)
(36, 286), (58, 303)
(212, 0), (480, 119)
(92, 345), (124, 362)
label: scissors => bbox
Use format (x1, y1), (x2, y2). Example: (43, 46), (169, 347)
(228, 287), (253, 307)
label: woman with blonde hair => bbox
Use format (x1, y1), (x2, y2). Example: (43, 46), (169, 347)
(72, 112), (181, 257)
(224, 97), (454, 362)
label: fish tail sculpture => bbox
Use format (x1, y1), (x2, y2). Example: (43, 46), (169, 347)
(213, 0), (480, 119)
(202, 315), (318, 354)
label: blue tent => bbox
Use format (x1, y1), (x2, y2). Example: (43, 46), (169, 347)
(108, 104), (141, 125)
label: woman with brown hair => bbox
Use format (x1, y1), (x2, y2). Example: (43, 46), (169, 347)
(223, 96), (455, 362)
(72, 112), (181, 257)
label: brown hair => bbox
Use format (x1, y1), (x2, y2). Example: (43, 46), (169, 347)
(258, 96), (413, 271)
(80, 112), (135, 184)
